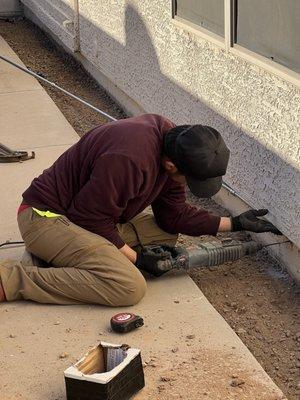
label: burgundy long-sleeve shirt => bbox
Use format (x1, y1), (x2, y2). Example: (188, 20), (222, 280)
(22, 114), (221, 248)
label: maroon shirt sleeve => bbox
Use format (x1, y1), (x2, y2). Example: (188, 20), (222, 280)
(152, 180), (221, 237)
(66, 154), (143, 248)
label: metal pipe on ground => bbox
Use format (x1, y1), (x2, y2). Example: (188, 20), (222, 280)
(0, 54), (117, 122)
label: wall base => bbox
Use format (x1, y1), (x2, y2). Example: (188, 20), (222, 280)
(23, 6), (300, 284)
(0, 0), (23, 17)
(214, 188), (300, 283)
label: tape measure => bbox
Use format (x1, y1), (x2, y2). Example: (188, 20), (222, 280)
(110, 313), (144, 333)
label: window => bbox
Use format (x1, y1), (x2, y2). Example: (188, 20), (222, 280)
(174, 0), (224, 37)
(172, 0), (300, 77)
(235, 0), (300, 73)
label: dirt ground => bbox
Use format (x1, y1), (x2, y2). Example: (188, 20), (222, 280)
(0, 18), (299, 399)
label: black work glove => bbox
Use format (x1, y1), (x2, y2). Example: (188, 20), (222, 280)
(135, 245), (176, 277)
(231, 209), (282, 235)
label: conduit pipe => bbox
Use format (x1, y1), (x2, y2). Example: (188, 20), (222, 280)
(72, 0), (80, 52)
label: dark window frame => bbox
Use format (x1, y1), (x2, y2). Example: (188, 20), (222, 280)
(172, 0), (177, 19)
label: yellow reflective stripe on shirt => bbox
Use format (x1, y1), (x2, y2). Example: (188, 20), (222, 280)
(32, 207), (62, 218)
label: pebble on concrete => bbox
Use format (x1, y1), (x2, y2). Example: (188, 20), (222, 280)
(59, 352), (69, 359)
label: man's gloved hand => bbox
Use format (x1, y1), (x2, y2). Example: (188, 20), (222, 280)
(135, 245), (176, 277)
(231, 209), (282, 235)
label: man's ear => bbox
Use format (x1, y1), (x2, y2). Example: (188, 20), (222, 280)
(164, 159), (177, 173)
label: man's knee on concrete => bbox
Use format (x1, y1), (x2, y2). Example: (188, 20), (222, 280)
(63, 242), (146, 306)
(102, 268), (146, 307)
(114, 270), (147, 306)
(87, 253), (147, 306)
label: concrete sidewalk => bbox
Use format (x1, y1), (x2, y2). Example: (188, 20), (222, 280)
(0, 36), (286, 400)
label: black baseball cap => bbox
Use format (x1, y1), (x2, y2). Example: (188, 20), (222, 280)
(164, 125), (230, 198)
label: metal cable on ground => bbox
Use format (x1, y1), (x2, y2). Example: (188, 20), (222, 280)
(0, 54), (118, 122)
(0, 241), (25, 248)
(263, 240), (290, 247)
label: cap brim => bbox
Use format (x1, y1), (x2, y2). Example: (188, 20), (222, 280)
(186, 175), (222, 198)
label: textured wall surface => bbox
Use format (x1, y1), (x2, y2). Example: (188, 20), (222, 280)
(21, 0), (300, 247)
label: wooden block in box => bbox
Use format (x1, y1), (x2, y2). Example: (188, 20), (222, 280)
(64, 341), (145, 400)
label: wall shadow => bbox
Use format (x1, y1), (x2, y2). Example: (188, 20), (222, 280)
(20, 1), (300, 243)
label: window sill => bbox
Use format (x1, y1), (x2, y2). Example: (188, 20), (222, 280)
(172, 16), (225, 50)
(171, 16), (300, 88)
(231, 45), (300, 88)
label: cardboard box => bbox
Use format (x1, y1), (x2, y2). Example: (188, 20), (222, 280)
(64, 342), (144, 400)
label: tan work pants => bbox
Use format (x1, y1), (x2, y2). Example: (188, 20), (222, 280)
(0, 208), (177, 306)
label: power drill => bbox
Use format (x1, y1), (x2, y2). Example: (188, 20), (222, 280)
(149, 240), (263, 274)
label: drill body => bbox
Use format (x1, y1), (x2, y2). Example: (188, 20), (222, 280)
(155, 241), (263, 273)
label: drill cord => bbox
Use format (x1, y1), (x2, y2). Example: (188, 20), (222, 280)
(263, 240), (290, 247)
(212, 240), (290, 250)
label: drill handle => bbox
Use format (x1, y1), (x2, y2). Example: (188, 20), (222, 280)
(156, 246), (189, 272)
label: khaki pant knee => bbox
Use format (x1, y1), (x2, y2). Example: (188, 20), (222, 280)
(125, 272), (147, 305)
(107, 270), (147, 307)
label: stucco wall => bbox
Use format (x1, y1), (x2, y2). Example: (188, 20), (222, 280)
(22, 0), (75, 49)
(21, 0), (300, 248)
(0, 0), (22, 16)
